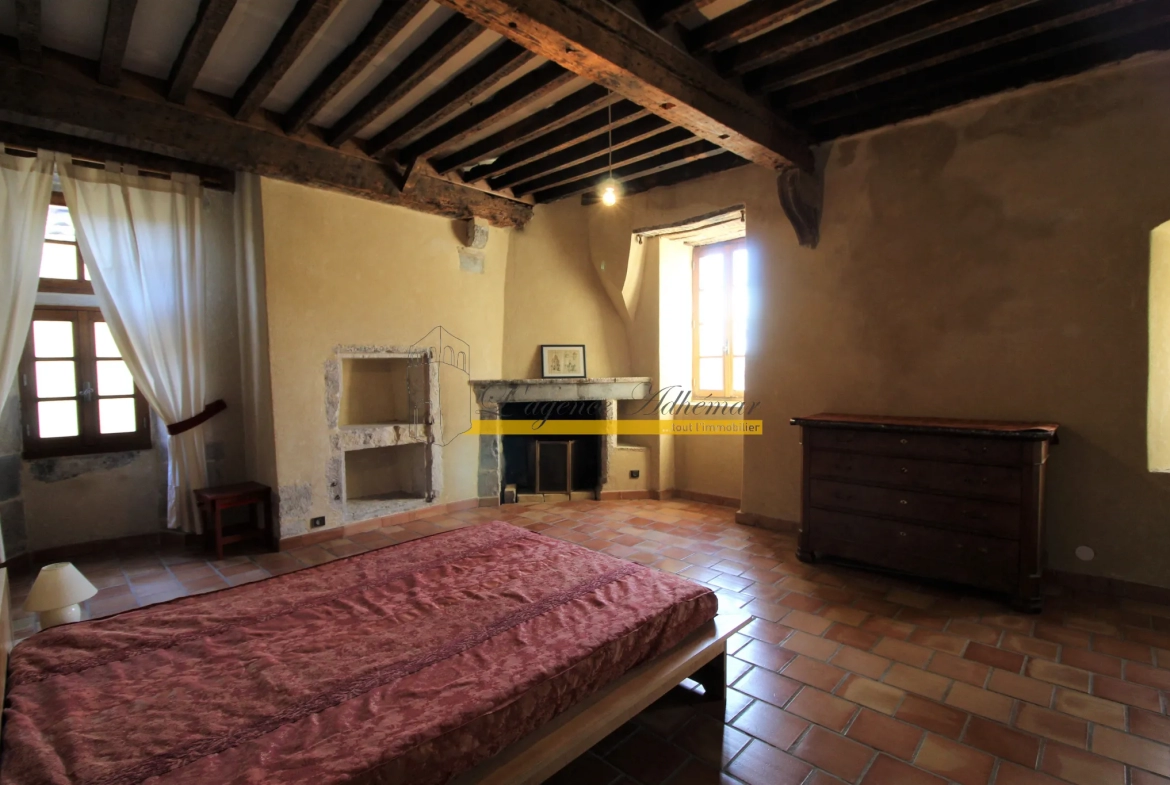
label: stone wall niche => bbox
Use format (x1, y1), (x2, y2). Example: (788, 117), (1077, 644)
(326, 346), (442, 524)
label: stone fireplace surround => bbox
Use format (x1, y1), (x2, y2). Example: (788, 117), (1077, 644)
(471, 377), (653, 502)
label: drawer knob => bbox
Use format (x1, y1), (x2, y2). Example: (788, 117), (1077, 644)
(898, 531), (908, 537)
(900, 438), (908, 444)
(900, 467), (909, 474)
(899, 499), (908, 505)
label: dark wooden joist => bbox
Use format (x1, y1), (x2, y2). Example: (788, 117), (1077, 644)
(397, 62), (577, 163)
(0, 50), (531, 227)
(803, 10), (1170, 139)
(168, 0), (239, 103)
(748, 0), (1044, 94)
(328, 14), (482, 147)
(14, 0), (40, 67)
(98, 0), (138, 86)
(233, 0), (344, 121)
(492, 114), (672, 190)
(283, 0), (428, 135)
(429, 82), (611, 174)
(535, 139), (723, 201)
(579, 150), (748, 204)
(775, 0), (1144, 108)
(510, 126), (695, 196)
(687, 0), (837, 54)
(460, 100), (646, 182)
(365, 41), (533, 156)
(436, 0), (812, 170)
(640, 0), (720, 28)
(717, 0), (932, 75)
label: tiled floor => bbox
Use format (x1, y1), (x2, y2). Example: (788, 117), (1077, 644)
(9, 499), (1170, 785)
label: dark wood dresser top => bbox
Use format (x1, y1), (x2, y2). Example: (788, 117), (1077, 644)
(791, 413), (1059, 441)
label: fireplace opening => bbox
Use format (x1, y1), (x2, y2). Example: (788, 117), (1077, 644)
(344, 444), (428, 508)
(340, 357), (424, 426)
(500, 401), (602, 500)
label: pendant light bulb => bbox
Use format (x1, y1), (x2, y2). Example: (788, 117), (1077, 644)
(601, 185), (618, 206)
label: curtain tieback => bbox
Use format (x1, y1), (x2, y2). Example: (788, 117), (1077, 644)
(167, 399), (227, 436)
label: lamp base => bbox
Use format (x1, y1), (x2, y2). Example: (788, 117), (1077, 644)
(38, 604), (82, 629)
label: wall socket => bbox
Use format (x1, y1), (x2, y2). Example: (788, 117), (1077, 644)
(629, 470), (640, 479)
(310, 516), (326, 529)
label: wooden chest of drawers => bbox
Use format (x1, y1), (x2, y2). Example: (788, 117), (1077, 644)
(791, 414), (1058, 611)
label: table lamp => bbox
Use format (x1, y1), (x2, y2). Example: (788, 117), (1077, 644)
(24, 563), (98, 629)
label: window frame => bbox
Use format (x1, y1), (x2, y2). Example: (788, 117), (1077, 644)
(692, 237), (747, 400)
(38, 192), (94, 295)
(19, 306), (152, 460)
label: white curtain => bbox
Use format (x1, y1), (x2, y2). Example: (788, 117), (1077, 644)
(57, 161), (209, 533)
(0, 148), (55, 562)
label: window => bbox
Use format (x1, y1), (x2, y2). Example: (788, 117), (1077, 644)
(693, 238), (748, 399)
(19, 308), (151, 458)
(39, 192), (93, 294)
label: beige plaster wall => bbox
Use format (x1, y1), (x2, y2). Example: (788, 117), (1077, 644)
(604, 52), (1170, 587)
(260, 178), (510, 536)
(502, 200), (631, 379)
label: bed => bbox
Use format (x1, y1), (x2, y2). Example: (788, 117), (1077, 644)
(0, 521), (745, 785)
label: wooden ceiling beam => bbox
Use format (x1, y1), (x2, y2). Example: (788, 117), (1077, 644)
(14, 0), (41, 67)
(492, 114), (672, 190)
(687, 0), (836, 54)
(98, 0), (138, 86)
(578, 150), (747, 204)
(775, 0), (1143, 108)
(168, 0), (238, 104)
(535, 139), (723, 201)
(365, 41), (533, 157)
(283, 0), (428, 135)
(328, 14), (482, 147)
(459, 100), (646, 181)
(749, 0), (1043, 94)
(0, 50), (531, 227)
(510, 126), (694, 195)
(717, 0), (932, 75)
(429, 81), (611, 174)
(801, 9), (1170, 138)
(641, 0), (721, 29)
(436, 0), (812, 170)
(233, 0), (344, 121)
(398, 62), (577, 164)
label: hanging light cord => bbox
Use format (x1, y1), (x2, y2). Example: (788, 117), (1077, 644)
(607, 91), (613, 179)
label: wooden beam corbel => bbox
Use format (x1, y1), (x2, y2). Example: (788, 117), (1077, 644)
(777, 164), (822, 248)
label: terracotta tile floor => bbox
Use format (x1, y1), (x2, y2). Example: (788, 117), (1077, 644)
(10, 499), (1170, 785)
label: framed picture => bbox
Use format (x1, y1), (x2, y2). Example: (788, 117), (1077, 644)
(540, 344), (587, 378)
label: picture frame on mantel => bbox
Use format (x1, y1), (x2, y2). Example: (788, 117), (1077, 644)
(541, 345), (587, 378)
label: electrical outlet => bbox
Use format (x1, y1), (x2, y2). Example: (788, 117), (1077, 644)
(630, 470), (640, 479)
(310, 516), (326, 529)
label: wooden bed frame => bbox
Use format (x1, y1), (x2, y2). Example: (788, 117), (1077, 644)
(0, 566), (746, 784)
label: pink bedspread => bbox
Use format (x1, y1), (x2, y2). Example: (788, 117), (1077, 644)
(2, 521), (717, 785)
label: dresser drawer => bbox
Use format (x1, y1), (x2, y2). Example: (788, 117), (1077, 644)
(809, 479), (1020, 539)
(809, 450), (1022, 502)
(807, 427), (1026, 466)
(805, 509), (1018, 593)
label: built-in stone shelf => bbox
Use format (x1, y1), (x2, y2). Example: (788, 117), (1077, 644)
(472, 377), (653, 405)
(332, 423), (429, 452)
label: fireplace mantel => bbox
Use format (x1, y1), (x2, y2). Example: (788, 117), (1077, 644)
(472, 377), (652, 405)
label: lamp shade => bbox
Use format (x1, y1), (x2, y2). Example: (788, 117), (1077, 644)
(24, 563), (98, 612)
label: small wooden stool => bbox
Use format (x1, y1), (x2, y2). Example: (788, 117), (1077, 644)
(194, 482), (276, 560)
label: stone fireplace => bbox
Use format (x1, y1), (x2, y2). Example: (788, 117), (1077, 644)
(472, 377), (652, 503)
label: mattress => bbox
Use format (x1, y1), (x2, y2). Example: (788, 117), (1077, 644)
(1, 521), (718, 785)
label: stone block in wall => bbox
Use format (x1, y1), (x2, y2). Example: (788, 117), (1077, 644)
(0, 453), (20, 502)
(0, 498), (28, 559)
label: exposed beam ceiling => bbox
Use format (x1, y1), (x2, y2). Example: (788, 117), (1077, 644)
(13, 0), (40, 67)
(687, 0), (836, 54)
(98, 0), (137, 87)
(167, 0), (238, 104)
(283, 0), (429, 135)
(580, 151), (748, 203)
(0, 50), (531, 227)
(232, 0), (344, 121)
(435, 0), (814, 171)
